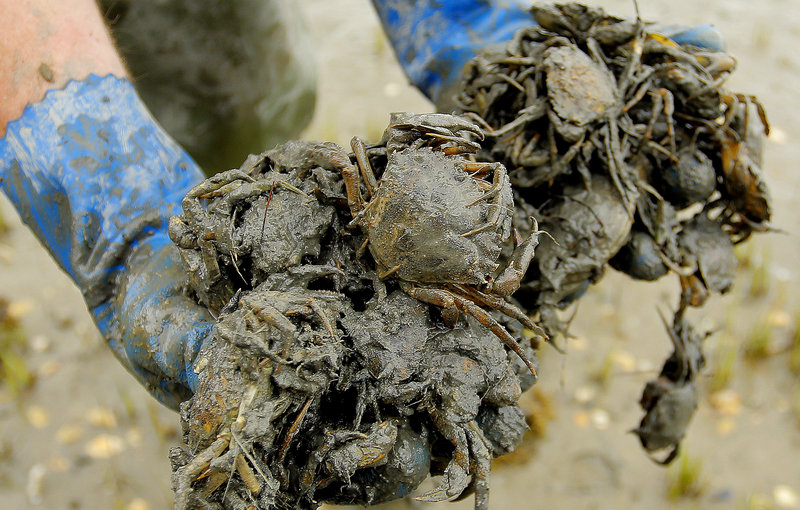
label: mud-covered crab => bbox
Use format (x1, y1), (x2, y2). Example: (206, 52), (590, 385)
(338, 290), (532, 509)
(634, 305), (707, 464)
(168, 142), (344, 312)
(340, 113), (545, 377)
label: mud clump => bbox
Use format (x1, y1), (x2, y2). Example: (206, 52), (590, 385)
(168, 114), (540, 510)
(448, 2), (771, 461)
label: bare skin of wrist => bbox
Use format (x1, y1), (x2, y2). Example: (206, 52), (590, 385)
(0, 0), (128, 136)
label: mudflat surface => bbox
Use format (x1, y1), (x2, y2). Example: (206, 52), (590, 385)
(1, 1), (799, 509)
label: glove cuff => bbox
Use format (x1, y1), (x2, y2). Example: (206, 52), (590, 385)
(372, 0), (534, 104)
(1, 74), (210, 408)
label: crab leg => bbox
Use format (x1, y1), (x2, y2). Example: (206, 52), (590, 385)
(451, 283), (547, 340)
(451, 294), (538, 379)
(340, 164), (364, 217)
(466, 421), (492, 510)
(351, 137), (378, 198)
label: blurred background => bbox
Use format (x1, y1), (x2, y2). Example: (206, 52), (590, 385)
(1, 1), (798, 509)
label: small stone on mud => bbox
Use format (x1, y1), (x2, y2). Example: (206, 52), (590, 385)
(126, 498), (151, 510)
(573, 411), (590, 428)
(126, 427), (143, 447)
(610, 350), (636, 373)
(85, 434), (126, 459)
(6, 299), (33, 319)
(25, 405), (50, 429)
(37, 360), (61, 377)
(774, 485), (799, 509)
(383, 82), (402, 97)
(715, 418), (736, 436)
(56, 424), (84, 445)
(769, 127), (788, 144)
(26, 463), (46, 504)
(30, 335), (50, 353)
(590, 409), (610, 430)
(708, 389), (742, 416)
(47, 456), (70, 472)
(766, 309), (790, 328)
(86, 406), (117, 429)
(574, 385), (597, 404)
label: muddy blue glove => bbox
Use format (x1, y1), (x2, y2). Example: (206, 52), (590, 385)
(371, 0), (725, 107)
(0, 74), (212, 409)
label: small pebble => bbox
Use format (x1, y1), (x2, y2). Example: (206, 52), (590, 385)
(383, 82), (402, 97)
(38, 360), (61, 377)
(573, 385), (596, 404)
(774, 485), (799, 508)
(0, 245), (14, 264)
(568, 336), (588, 351)
(708, 389), (742, 416)
(56, 424), (84, 445)
(766, 309), (790, 328)
(636, 358), (655, 373)
(610, 350), (636, 372)
(716, 418), (736, 435)
(6, 299), (33, 319)
(86, 406), (117, 429)
(127, 498), (151, 510)
(30, 335), (51, 353)
(573, 411), (590, 428)
(25, 406), (50, 429)
(769, 126), (788, 144)
(26, 464), (46, 504)
(47, 456), (70, 472)
(85, 434), (126, 459)
(126, 427), (143, 447)
(590, 409), (610, 430)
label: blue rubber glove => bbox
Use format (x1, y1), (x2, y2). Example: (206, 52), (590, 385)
(371, 0), (725, 107)
(0, 74), (213, 409)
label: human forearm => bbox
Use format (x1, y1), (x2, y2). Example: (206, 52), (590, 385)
(0, 2), (211, 407)
(0, 0), (127, 135)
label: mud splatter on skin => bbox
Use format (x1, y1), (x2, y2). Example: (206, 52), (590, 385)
(168, 114), (539, 510)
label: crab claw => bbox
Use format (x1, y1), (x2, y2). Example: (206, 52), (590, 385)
(415, 418), (471, 503)
(414, 459), (470, 503)
(490, 217), (542, 297)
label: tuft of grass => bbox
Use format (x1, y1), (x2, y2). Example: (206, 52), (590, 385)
(742, 316), (774, 361)
(0, 298), (33, 397)
(590, 351), (615, 388)
(792, 389), (800, 430)
(735, 241), (755, 269)
(708, 333), (738, 393)
(116, 385), (138, 423)
(742, 493), (774, 510)
(748, 245), (773, 299)
(371, 25), (387, 57)
(666, 451), (705, 500)
(0, 207), (8, 237)
(789, 311), (800, 376)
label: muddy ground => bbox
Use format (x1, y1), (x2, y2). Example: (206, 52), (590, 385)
(1, 1), (799, 509)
